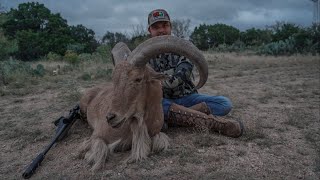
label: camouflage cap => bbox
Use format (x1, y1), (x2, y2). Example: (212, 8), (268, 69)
(148, 9), (170, 27)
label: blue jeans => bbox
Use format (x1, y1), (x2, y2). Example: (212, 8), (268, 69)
(162, 93), (232, 120)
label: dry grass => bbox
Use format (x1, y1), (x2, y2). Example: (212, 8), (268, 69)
(0, 52), (319, 179)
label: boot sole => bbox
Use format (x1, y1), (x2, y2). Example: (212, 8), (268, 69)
(234, 119), (244, 138)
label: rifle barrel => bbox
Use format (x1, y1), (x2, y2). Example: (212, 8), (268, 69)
(22, 118), (71, 178)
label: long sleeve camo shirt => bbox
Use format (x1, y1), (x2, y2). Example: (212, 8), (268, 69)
(148, 53), (197, 99)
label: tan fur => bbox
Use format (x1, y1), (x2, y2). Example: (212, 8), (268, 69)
(127, 120), (151, 162)
(79, 61), (169, 170)
(151, 132), (169, 153)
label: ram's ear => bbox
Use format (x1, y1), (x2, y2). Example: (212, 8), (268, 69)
(145, 65), (168, 81)
(151, 72), (168, 81)
(111, 42), (132, 66)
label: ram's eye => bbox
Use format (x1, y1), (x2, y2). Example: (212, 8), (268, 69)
(134, 78), (142, 83)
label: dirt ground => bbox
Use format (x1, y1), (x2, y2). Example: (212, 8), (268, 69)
(0, 52), (319, 179)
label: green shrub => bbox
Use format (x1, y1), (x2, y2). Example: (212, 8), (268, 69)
(0, 60), (33, 85)
(78, 53), (92, 61)
(46, 52), (62, 61)
(209, 42), (246, 52)
(0, 60), (48, 87)
(95, 45), (112, 63)
(80, 72), (91, 81)
(216, 43), (228, 52)
(228, 40), (246, 52)
(64, 50), (79, 64)
(33, 64), (45, 77)
(96, 45), (111, 57)
(259, 36), (296, 55)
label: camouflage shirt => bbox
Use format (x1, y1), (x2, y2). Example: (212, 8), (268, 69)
(149, 53), (197, 99)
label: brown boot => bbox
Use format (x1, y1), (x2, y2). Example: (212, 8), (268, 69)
(189, 102), (211, 115)
(161, 102), (211, 132)
(167, 103), (243, 138)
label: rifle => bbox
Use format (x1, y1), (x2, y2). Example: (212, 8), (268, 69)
(22, 104), (81, 179)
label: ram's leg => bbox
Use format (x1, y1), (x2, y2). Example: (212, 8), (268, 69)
(78, 138), (91, 158)
(79, 136), (120, 171)
(151, 132), (170, 153)
(126, 120), (151, 163)
(79, 137), (108, 170)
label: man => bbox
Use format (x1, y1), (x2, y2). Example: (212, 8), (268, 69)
(147, 9), (244, 137)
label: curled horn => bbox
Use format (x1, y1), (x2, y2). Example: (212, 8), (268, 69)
(111, 42), (132, 66)
(127, 35), (208, 89)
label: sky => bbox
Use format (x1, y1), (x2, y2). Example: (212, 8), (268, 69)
(1, 0), (315, 39)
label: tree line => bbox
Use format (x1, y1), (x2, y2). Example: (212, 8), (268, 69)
(0, 2), (319, 62)
(190, 22), (319, 55)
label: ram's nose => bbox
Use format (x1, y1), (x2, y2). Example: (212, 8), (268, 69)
(106, 113), (116, 122)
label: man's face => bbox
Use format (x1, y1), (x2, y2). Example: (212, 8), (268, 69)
(148, 21), (171, 37)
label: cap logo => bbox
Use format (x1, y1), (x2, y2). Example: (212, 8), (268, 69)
(152, 11), (164, 19)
